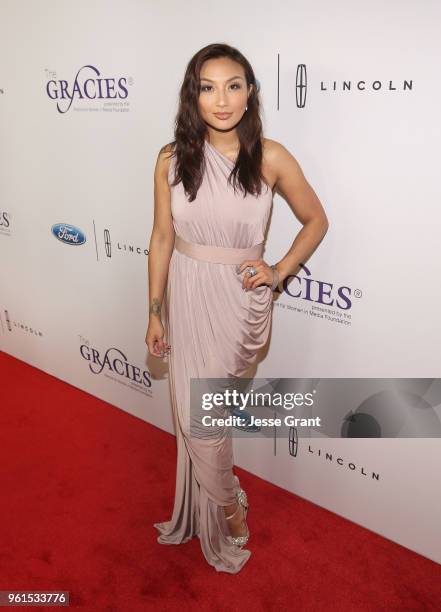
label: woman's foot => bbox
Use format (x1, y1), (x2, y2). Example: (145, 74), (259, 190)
(224, 501), (248, 540)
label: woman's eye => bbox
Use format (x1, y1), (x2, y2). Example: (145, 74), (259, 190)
(199, 83), (242, 92)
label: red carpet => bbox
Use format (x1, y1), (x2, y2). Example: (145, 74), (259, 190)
(1, 350), (440, 611)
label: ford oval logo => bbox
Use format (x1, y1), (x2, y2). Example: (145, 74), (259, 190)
(51, 223), (86, 245)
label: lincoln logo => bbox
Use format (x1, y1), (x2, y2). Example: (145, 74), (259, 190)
(104, 228), (112, 258)
(292, 62), (412, 108)
(289, 427), (298, 456)
(296, 64), (307, 108)
(4, 310), (12, 332)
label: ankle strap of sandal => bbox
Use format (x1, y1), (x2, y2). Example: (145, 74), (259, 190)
(225, 503), (241, 521)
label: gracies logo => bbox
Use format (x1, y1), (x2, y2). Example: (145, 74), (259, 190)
(46, 64), (130, 113)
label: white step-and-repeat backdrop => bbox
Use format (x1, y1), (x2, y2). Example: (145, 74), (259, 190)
(1, 1), (440, 564)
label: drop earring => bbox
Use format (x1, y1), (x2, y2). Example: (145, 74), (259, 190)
(245, 105), (248, 111)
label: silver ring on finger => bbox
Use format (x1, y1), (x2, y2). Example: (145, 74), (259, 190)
(246, 266), (257, 277)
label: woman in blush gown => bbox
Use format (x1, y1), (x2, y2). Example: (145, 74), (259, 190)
(145, 43), (328, 574)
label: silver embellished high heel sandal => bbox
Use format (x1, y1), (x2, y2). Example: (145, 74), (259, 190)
(225, 488), (250, 547)
(237, 487), (248, 519)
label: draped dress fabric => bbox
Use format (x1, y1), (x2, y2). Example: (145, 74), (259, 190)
(153, 140), (274, 573)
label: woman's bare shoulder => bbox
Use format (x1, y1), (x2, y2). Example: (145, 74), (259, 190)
(261, 138), (289, 189)
(155, 141), (176, 180)
(160, 141), (176, 155)
(262, 137), (295, 161)
(158, 141), (176, 162)
(262, 137), (303, 174)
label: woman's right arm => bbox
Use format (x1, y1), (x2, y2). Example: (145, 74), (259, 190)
(145, 144), (175, 358)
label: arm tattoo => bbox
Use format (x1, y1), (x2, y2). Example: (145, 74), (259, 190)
(149, 297), (162, 317)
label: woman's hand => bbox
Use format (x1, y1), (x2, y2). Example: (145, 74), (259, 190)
(145, 317), (171, 358)
(237, 259), (277, 291)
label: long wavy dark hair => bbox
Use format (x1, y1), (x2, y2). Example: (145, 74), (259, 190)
(167, 43), (267, 202)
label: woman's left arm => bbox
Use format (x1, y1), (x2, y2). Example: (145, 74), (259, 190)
(268, 140), (329, 283)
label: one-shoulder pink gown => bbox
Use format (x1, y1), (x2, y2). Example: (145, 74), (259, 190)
(153, 139), (274, 573)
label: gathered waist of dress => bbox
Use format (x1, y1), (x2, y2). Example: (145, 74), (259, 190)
(174, 234), (264, 264)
